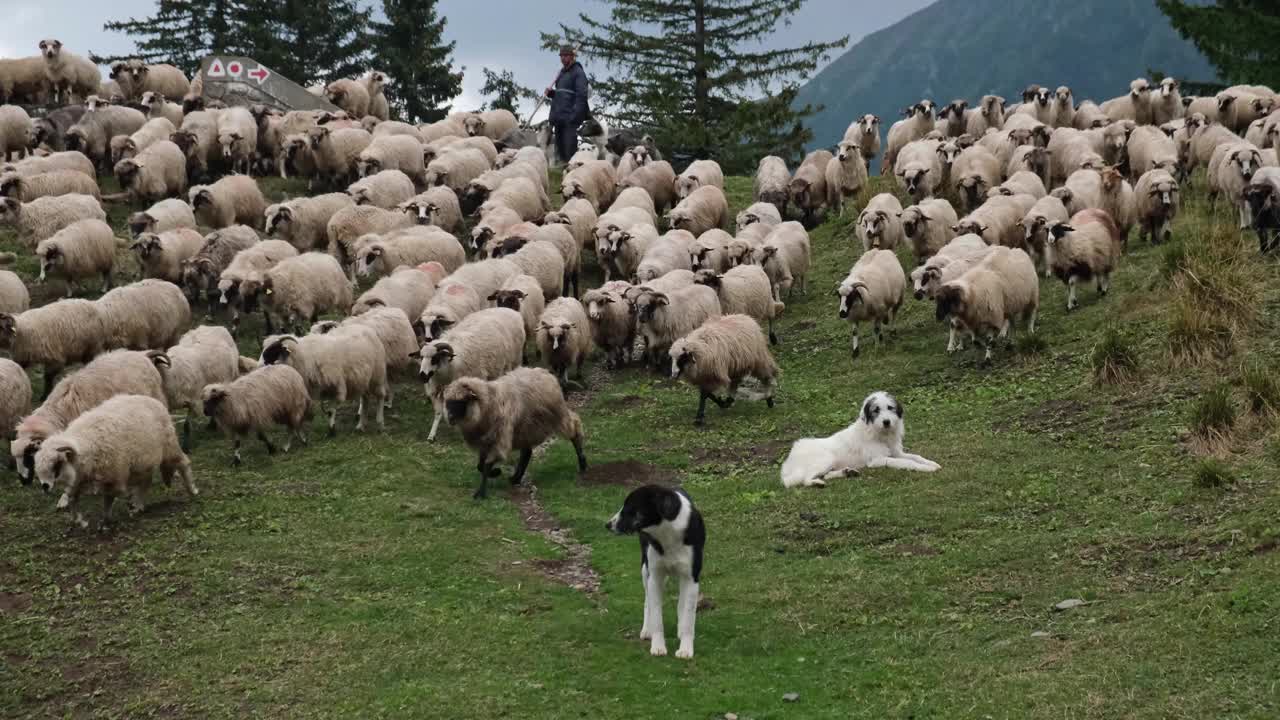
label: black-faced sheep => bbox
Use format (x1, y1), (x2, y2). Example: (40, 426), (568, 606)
(1045, 209), (1122, 311)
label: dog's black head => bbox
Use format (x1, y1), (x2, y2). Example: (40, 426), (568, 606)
(606, 485), (685, 535)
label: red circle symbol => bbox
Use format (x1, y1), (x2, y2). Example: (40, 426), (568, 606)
(227, 62), (242, 75)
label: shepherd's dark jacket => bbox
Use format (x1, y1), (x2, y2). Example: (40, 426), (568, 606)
(548, 62), (589, 126)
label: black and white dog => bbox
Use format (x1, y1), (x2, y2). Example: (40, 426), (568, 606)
(606, 485), (706, 659)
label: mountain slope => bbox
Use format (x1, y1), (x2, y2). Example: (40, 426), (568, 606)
(796, 0), (1217, 153)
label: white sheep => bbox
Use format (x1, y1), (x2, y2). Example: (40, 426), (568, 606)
(477, 177), (550, 223)
(149, 325), (240, 449)
(490, 231), (565, 300)
(114, 139), (188, 203)
(139, 91), (184, 128)
(179, 225), (260, 312)
(0, 254), (28, 314)
(1052, 169), (1105, 216)
(751, 155), (791, 217)
(990, 170), (1046, 200)
(489, 273), (546, 356)
(951, 145), (1003, 211)
(827, 141), (869, 214)
(261, 252), (354, 332)
(96, 279), (191, 353)
(1126, 125), (1179, 178)
(1019, 195), (1071, 275)
(900, 198), (958, 266)
(1045, 209), (1122, 311)
(310, 306), (418, 407)
(110, 116), (177, 165)
(216, 106), (257, 175)
(354, 263), (445, 319)
(788, 150), (831, 224)
(463, 110), (517, 140)
(173, 111), (221, 181)
(131, 227), (203, 283)
(1151, 78), (1184, 126)
(128, 198), (196, 238)
(415, 306), (525, 442)
(1101, 78), (1154, 125)
(201, 364), (312, 466)
(0, 357), (32, 458)
(543, 197), (598, 252)
(36, 219), (118, 296)
(0, 298), (105, 397)
(326, 79), (371, 118)
(536, 297), (592, 385)
(953, 193), (1036, 248)
(326, 204), (415, 278)
(675, 160), (725, 199)
(910, 233), (992, 305)
(1005, 145), (1051, 189)
(933, 246), (1039, 361)
(668, 184), (729, 237)
(356, 226), (466, 279)
(0, 170), (100, 202)
(1134, 169), (1180, 245)
(562, 160), (617, 212)
(0, 194), (105, 248)
(669, 314), (779, 426)
(634, 234), (694, 284)
(400, 186), (464, 234)
(835, 250), (905, 359)
(843, 114), (882, 170)
(632, 284), (721, 369)
(857, 193), (905, 252)
(307, 125), (372, 186)
(1210, 143), (1270, 227)
(190, 175), (266, 230)
(38, 39), (100, 104)
(582, 284), (637, 369)
(0, 104), (32, 161)
(215, 240), (298, 334)
(884, 101), (936, 171)
(753, 222), (811, 300)
(964, 96), (1005, 138)
(266, 193), (355, 252)
(693, 265), (784, 345)
(3, 150), (96, 179)
(893, 138), (942, 203)
(261, 326), (387, 436)
(348, 169), (416, 209)
(112, 60), (190, 101)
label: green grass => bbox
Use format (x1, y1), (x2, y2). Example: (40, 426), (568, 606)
(1192, 457), (1238, 489)
(1191, 383), (1238, 439)
(3, 167), (1280, 720)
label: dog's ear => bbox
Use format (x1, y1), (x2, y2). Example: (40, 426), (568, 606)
(658, 491), (681, 521)
(862, 397), (876, 425)
(893, 400), (904, 419)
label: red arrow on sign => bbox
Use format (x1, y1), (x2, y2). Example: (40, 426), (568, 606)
(247, 66), (270, 84)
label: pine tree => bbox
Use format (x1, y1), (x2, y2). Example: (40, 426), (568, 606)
(234, 0), (374, 87)
(370, 0), (464, 124)
(97, 0), (237, 71)
(479, 68), (536, 114)
(1157, 1), (1280, 86)
(544, 0), (847, 173)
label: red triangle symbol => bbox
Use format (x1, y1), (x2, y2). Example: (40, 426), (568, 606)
(208, 59), (225, 77)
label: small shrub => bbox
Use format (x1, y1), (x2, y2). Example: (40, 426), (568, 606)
(1193, 457), (1237, 489)
(1240, 359), (1279, 414)
(1191, 383), (1237, 438)
(1091, 327), (1139, 383)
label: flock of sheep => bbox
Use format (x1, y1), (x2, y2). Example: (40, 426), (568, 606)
(2, 34), (1279, 525)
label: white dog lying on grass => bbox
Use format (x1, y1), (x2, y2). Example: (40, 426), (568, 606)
(781, 391), (941, 488)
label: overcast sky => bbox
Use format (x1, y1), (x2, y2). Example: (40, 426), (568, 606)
(1, 0), (934, 115)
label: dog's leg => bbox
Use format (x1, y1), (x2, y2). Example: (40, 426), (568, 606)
(869, 456), (940, 472)
(897, 451), (940, 470)
(675, 577), (698, 659)
(645, 566), (668, 656)
(639, 561), (653, 640)
(819, 466), (859, 482)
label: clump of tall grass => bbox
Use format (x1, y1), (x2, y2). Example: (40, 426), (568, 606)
(1091, 326), (1140, 384)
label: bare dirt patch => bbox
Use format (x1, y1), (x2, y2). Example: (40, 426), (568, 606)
(0, 590), (32, 613)
(995, 398), (1090, 434)
(579, 460), (676, 488)
(510, 483), (600, 596)
(693, 439), (790, 466)
(886, 543), (941, 557)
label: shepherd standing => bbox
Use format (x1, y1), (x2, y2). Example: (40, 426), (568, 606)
(545, 45), (590, 166)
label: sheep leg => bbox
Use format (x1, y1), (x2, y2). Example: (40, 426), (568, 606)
(768, 316), (778, 346)
(473, 454), (498, 499)
(42, 366), (62, 400)
(850, 327), (861, 359)
(101, 494), (116, 529)
(374, 388), (386, 429)
(874, 319), (883, 346)
(356, 398), (367, 432)
(1239, 202), (1251, 230)
(101, 271), (113, 293)
(258, 431), (277, 455)
(1066, 277), (1079, 311)
(946, 326), (958, 354)
(1098, 273), (1111, 297)
(1027, 307), (1038, 334)
(694, 391), (711, 426)
(572, 435), (588, 472)
(384, 384), (395, 410)
(127, 485), (146, 516)
(428, 410), (443, 442)
(182, 411), (193, 453)
(231, 439), (243, 467)
(509, 448), (533, 487)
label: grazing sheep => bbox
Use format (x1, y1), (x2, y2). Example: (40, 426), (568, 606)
(326, 204), (415, 278)
(114, 139), (188, 203)
(131, 228), (203, 283)
(266, 193), (355, 252)
(693, 266), (784, 345)
(543, 197), (598, 252)
(400, 186), (464, 233)
(3, 150), (96, 179)
(35, 394), (195, 529)
(990, 170), (1047, 200)
(935, 247), (1039, 361)
(201, 364), (311, 466)
(1134, 169), (1180, 245)
(261, 253), (353, 332)
(753, 155), (791, 217)
(0, 255), (29, 314)
(442, 367), (587, 499)
(835, 250), (906, 359)
(0, 194), (105, 248)
(347, 169), (416, 209)
(884, 101), (937, 171)
(753, 222), (811, 300)
(128, 198), (196, 238)
(900, 198), (958, 266)
(827, 141), (869, 214)
(536, 297), (592, 385)
(307, 125), (373, 186)
(416, 306), (525, 442)
(355, 263), (445, 319)
(633, 284), (721, 369)
(562, 160), (618, 212)
(0, 298), (105, 394)
(326, 79), (371, 118)
(38, 39), (100, 104)
(356, 226), (466, 279)
(36, 219), (118, 295)
(668, 185), (729, 237)
(675, 160), (725, 199)
(0, 169), (99, 202)
(261, 326), (388, 436)
(951, 145), (1003, 211)
(150, 325), (240, 449)
(96, 279), (191, 352)
(310, 306), (417, 407)
(1019, 195), (1071, 274)
(583, 284), (637, 369)
(857, 194), (905, 252)
(0, 357), (31, 461)
(190, 175), (266, 230)
(1046, 209), (1122, 310)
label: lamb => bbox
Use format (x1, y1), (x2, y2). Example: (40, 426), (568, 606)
(131, 228), (203, 283)
(326, 204), (414, 278)
(463, 110), (517, 140)
(0, 104), (33, 161)
(834, 249), (906, 358)
(667, 184), (729, 237)
(114, 139), (188, 203)
(325, 79), (371, 119)
(127, 198), (195, 239)
(179, 225), (260, 312)
(363, 72), (390, 121)
(827, 141), (869, 214)
(1126, 124), (1179, 178)
(953, 193), (1036, 248)
(309, 307), (417, 406)
(172, 111), (220, 181)
(900, 198), (958, 266)
(307, 126), (373, 186)
(422, 147), (488, 192)
(35, 219), (118, 296)
(884, 101), (936, 171)
(139, 91), (184, 128)
(356, 226), (466, 279)
(266, 193), (356, 252)
(0, 255), (29, 313)
(951, 145), (1003, 211)
(38, 39), (100, 104)
(0, 358), (31, 461)
(489, 273), (546, 355)
(354, 263), (445, 319)
(693, 265), (784, 345)
(149, 325), (240, 448)
(216, 240), (298, 334)
(632, 284), (721, 369)
(400, 186), (464, 233)
(753, 222), (811, 300)
(964, 96), (1006, 138)
(1134, 169), (1180, 245)
(1051, 169), (1105, 216)
(35, 394), (196, 529)
(1045, 209), (1122, 311)
(95, 279), (191, 352)
(112, 60), (189, 101)
(857, 194), (905, 252)
(583, 283), (638, 369)
(1019, 195), (1071, 274)
(752, 155), (791, 215)
(675, 160), (725, 199)
(0, 169), (99, 202)
(0, 299), (105, 394)
(934, 246), (1039, 361)
(990, 170), (1047, 200)
(347, 169), (416, 209)
(543, 197), (598, 252)
(260, 253), (353, 332)
(201, 364), (312, 466)
(0, 194), (104, 249)
(535, 297), (592, 385)
(358, 134), (427, 185)
(215, 106), (257, 175)
(442, 367), (587, 499)
(261, 326), (387, 435)
(190, 175), (266, 230)
(893, 138), (942, 203)
(415, 306), (525, 442)
(562, 160), (618, 212)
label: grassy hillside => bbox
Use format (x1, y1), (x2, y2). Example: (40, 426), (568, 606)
(797, 0), (1217, 157)
(1, 167), (1279, 719)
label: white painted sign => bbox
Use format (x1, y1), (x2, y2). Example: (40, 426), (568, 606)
(226, 61), (243, 78)
(207, 59), (226, 77)
(247, 65), (270, 84)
